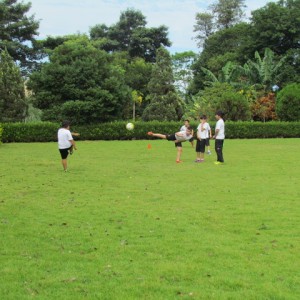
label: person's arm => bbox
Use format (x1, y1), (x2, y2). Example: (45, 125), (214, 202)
(71, 132), (80, 137)
(213, 129), (219, 139)
(70, 139), (77, 150)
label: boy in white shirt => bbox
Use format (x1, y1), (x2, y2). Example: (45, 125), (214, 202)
(58, 120), (77, 172)
(213, 111), (225, 164)
(195, 115), (210, 163)
(147, 126), (193, 163)
(180, 119), (194, 147)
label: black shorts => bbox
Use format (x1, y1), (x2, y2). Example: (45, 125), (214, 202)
(166, 134), (182, 147)
(205, 138), (210, 146)
(196, 139), (206, 153)
(59, 146), (72, 159)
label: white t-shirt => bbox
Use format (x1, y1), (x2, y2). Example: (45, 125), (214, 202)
(215, 119), (225, 139)
(180, 125), (187, 131)
(58, 128), (73, 149)
(175, 131), (192, 142)
(197, 122), (210, 139)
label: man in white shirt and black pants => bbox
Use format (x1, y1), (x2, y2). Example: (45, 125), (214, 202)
(213, 111), (225, 165)
(58, 120), (77, 172)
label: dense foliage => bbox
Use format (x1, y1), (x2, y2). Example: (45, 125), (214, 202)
(0, 49), (27, 122)
(191, 0), (300, 93)
(0, 0), (299, 124)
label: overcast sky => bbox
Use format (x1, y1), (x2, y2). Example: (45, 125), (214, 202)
(28, 0), (275, 53)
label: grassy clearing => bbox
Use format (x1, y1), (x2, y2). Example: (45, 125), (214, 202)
(0, 139), (299, 299)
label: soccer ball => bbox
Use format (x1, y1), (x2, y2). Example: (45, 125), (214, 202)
(126, 122), (134, 130)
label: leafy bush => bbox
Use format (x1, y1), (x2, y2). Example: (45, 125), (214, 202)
(217, 91), (251, 121)
(1, 121), (300, 143)
(276, 83), (300, 121)
(191, 83), (251, 121)
(251, 93), (277, 122)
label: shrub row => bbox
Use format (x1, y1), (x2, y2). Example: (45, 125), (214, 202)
(0, 124), (2, 144)
(1, 122), (59, 143)
(1, 121), (300, 143)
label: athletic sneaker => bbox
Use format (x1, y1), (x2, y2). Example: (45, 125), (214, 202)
(214, 161), (224, 165)
(147, 131), (153, 136)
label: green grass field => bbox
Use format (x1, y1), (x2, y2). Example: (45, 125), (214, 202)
(0, 139), (299, 299)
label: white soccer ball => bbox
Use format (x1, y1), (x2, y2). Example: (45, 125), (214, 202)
(126, 122), (134, 130)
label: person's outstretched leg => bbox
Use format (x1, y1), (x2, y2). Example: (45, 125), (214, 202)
(148, 132), (167, 139)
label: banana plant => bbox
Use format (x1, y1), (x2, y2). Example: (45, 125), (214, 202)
(240, 48), (286, 91)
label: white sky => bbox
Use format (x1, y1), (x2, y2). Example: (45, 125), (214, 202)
(28, 0), (275, 53)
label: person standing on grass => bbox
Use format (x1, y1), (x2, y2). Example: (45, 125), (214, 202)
(147, 126), (193, 163)
(213, 111), (225, 164)
(58, 120), (77, 172)
(195, 115), (210, 163)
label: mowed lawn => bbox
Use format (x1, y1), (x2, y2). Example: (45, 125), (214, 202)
(0, 138), (299, 299)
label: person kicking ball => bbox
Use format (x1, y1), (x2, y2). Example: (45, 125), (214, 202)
(147, 126), (193, 163)
(58, 120), (77, 172)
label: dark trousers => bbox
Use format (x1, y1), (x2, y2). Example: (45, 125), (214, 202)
(215, 139), (224, 162)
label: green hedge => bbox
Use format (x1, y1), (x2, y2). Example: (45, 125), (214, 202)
(1, 122), (59, 143)
(224, 121), (300, 138)
(0, 124), (3, 144)
(1, 121), (300, 143)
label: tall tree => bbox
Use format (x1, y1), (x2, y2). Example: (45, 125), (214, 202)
(142, 47), (183, 121)
(249, 0), (300, 56)
(194, 0), (246, 47)
(0, 48), (26, 122)
(90, 8), (171, 62)
(172, 51), (197, 100)
(0, 0), (40, 74)
(28, 36), (131, 124)
(194, 12), (215, 47)
(210, 0), (246, 29)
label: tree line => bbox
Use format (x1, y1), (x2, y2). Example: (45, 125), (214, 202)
(0, 0), (299, 124)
